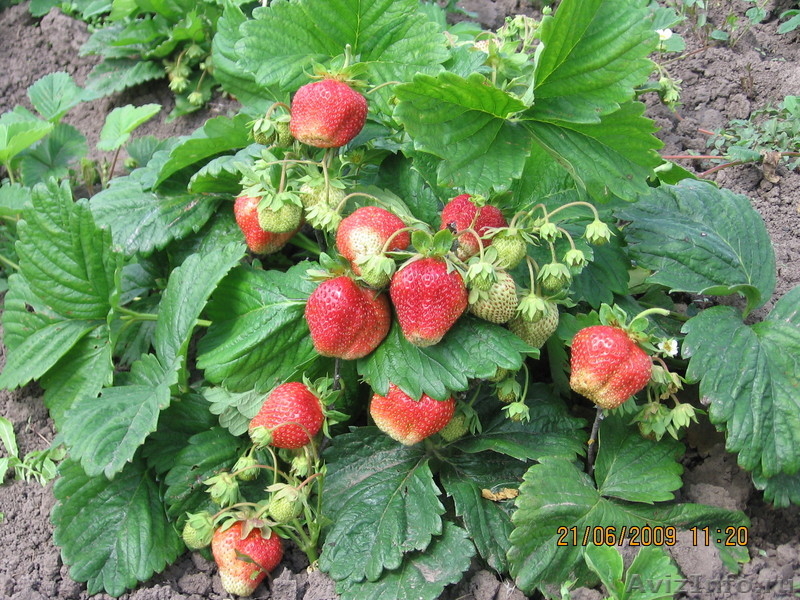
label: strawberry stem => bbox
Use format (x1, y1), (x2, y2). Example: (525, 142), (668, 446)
(366, 81), (402, 94)
(379, 225), (420, 255)
(0, 253), (19, 271)
(546, 200), (601, 223)
(524, 255), (540, 295)
(630, 307), (671, 323)
(264, 102), (291, 120)
(586, 407), (604, 476)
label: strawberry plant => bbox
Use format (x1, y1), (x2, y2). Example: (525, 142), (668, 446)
(2, 0), (800, 598)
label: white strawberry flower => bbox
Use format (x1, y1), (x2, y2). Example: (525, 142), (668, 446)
(658, 339), (679, 358)
(657, 28), (673, 41)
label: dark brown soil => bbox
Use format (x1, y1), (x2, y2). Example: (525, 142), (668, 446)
(1, 1), (799, 599)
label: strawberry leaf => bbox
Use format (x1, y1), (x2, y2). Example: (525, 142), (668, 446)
(52, 458), (184, 597)
(164, 427), (249, 520)
(682, 286), (800, 477)
(319, 428), (444, 585)
(90, 178), (222, 255)
(197, 261), (318, 392)
(153, 242), (244, 371)
(508, 456), (749, 592)
(335, 521), (474, 600)
(62, 354), (178, 478)
(751, 467), (800, 508)
(531, 0), (657, 124)
(593, 415), (684, 503)
(618, 180), (776, 315)
(525, 101), (663, 202)
(359, 317), (532, 401)
(455, 384), (587, 461)
(97, 103), (161, 152)
(395, 72), (529, 195)
(27, 71), (93, 123)
(18, 123), (88, 186)
(440, 451), (525, 572)
(236, 0), (447, 107)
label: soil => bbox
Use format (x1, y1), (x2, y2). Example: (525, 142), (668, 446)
(1, 1), (799, 599)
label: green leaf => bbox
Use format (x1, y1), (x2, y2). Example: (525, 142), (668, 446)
(508, 457), (748, 592)
(681, 287), (800, 476)
(40, 325), (113, 429)
(456, 384), (586, 461)
(440, 451), (526, 572)
(84, 59), (164, 97)
(90, 178), (221, 255)
(0, 183), (32, 219)
(320, 428), (444, 584)
(359, 317), (532, 401)
(618, 179), (776, 314)
(52, 458), (184, 596)
(570, 238), (630, 308)
(0, 319), (96, 390)
(583, 544), (624, 598)
(395, 72), (530, 194)
(374, 154), (444, 226)
(97, 104), (161, 152)
(594, 415), (684, 503)
(15, 180), (120, 320)
(62, 354), (177, 478)
(164, 428), (248, 519)
(19, 123), (88, 186)
(336, 521), (474, 600)
(27, 72), (92, 123)
(0, 119), (54, 164)
(237, 0), (447, 104)
(153, 114), (252, 188)
(197, 261), (318, 392)
(752, 467), (800, 508)
(142, 392), (219, 475)
(212, 0), (272, 112)
(532, 0), (657, 123)
(154, 243), (244, 368)
(203, 387), (265, 436)
(526, 101), (663, 202)
(623, 545), (684, 600)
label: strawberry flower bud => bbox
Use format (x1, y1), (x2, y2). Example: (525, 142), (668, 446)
(585, 219), (613, 245)
(502, 400), (530, 422)
(204, 472), (240, 507)
(563, 248), (587, 268)
(538, 221), (560, 243)
(538, 262), (571, 293)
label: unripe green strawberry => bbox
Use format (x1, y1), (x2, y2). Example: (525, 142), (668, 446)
(299, 181), (346, 209)
(370, 385), (456, 445)
(268, 496), (302, 523)
(570, 325), (652, 409)
(508, 301), (559, 349)
(495, 376), (521, 403)
(290, 79), (368, 148)
(232, 452), (259, 482)
(469, 270), (518, 324)
(439, 413), (468, 441)
(182, 512), (214, 550)
(257, 199), (303, 233)
(491, 229), (528, 269)
(212, 522), (283, 597)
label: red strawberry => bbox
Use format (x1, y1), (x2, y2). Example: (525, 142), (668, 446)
(440, 194), (507, 259)
(290, 79), (368, 148)
(569, 325), (652, 409)
(389, 257), (468, 347)
(211, 521), (283, 597)
(370, 384), (456, 445)
(248, 382), (324, 449)
(304, 275), (391, 360)
(336, 206), (410, 276)
(234, 195), (296, 254)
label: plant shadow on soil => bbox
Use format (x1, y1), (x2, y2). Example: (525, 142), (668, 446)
(0, 1), (799, 599)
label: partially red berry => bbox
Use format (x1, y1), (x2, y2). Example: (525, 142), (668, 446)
(304, 276), (391, 360)
(248, 382), (324, 449)
(290, 79), (368, 148)
(440, 194), (507, 259)
(336, 206), (410, 275)
(211, 521), (283, 597)
(370, 384), (456, 445)
(389, 257), (468, 347)
(234, 195), (296, 254)
(569, 325), (652, 409)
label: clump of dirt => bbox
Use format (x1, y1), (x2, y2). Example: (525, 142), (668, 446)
(1, 1), (799, 599)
